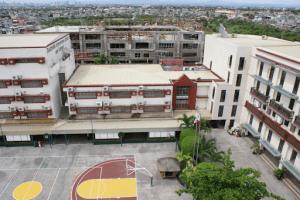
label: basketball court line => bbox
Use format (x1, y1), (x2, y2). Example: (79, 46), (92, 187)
(0, 169), (18, 199)
(0, 154), (132, 159)
(46, 168), (60, 200)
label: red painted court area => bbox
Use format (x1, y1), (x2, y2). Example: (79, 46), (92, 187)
(71, 158), (137, 200)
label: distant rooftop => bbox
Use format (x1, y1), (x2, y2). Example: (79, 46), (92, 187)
(0, 33), (67, 48)
(65, 64), (219, 86)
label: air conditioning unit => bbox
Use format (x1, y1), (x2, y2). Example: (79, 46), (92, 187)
(183, 67), (189, 71)
(190, 67), (195, 71)
(254, 99), (261, 108)
(10, 106), (16, 111)
(44, 105), (50, 110)
(68, 87), (74, 92)
(231, 33), (237, 38)
(103, 86), (109, 91)
(18, 75), (22, 79)
(139, 101), (144, 105)
(262, 35), (268, 40)
(275, 115), (283, 124)
(165, 101), (171, 105)
(104, 102), (110, 106)
(15, 92), (22, 96)
(139, 86), (145, 90)
(96, 102), (102, 107)
(40, 91), (44, 95)
(197, 77), (201, 81)
(12, 76), (18, 80)
(18, 107), (24, 111)
(69, 103), (76, 107)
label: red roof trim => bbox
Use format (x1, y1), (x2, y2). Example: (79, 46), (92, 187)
(257, 48), (300, 65)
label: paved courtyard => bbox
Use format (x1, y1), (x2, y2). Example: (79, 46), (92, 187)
(0, 130), (298, 200)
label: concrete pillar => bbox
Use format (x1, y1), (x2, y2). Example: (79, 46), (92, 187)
(103, 34), (107, 56)
(79, 34), (84, 64)
(176, 32), (181, 59)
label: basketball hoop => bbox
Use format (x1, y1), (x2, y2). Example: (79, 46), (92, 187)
(126, 159), (154, 187)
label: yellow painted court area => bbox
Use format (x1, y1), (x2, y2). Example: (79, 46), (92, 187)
(77, 178), (137, 199)
(13, 181), (42, 200)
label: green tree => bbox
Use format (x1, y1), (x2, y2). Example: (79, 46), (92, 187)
(178, 114), (195, 129)
(249, 14), (254, 19)
(179, 128), (194, 146)
(176, 149), (285, 200)
(199, 119), (211, 133)
(109, 57), (119, 64)
(175, 151), (193, 169)
(94, 53), (108, 64)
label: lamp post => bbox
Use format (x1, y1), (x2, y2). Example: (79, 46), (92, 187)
(192, 106), (199, 165)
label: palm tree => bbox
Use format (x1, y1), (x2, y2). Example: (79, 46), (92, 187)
(175, 151), (193, 169)
(196, 135), (217, 163)
(208, 149), (225, 164)
(199, 118), (211, 133)
(178, 114), (195, 129)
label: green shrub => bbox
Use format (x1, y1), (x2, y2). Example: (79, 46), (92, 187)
(181, 135), (199, 156)
(179, 128), (195, 145)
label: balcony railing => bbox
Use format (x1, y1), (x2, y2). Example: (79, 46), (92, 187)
(294, 115), (300, 127)
(250, 87), (269, 103)
(269, 99), (294, 119)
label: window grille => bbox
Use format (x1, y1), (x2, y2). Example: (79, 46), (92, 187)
(77, 107), (98, 114)
(177, 86), (190, 96)
(182, 53), (197, 57)
(111, 52), (126, 57)
(0, 97), (10, 104)
(110, 43), (125, 49)
(15, 59), (39, 63)
(0, 81), (6, 88)
(75, 92), (97, 99)
(86, 43), (101, 49)
(159, 43), (174, 49)
(27, 112), (47, 119)
(144, 91), (164, 98)
(109, 91), (131, 98)
(135, 53), (141, 58)
(110, 106), (131, 113)
(183, 43), (198, 49)
(21, 80), (42, 88)
(23, 96), (45, 103)
(0, 112), (13, 119)
(144, 106), (164, 112)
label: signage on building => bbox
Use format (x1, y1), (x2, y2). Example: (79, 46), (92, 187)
(47, 36), (69, 54)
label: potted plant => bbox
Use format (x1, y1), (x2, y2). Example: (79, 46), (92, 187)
(250, 142), (260, 154)
(273, 168), (287, 180)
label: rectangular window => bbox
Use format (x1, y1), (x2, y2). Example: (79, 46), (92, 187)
(27, 112), (47, 119)
(228, 55), (232, 68)
(233, 90), (239, 102)
(23, 96), (45, 103)
(278, 139), (285, 153)
(111, 52), (125, 57)
(272, 111), (276, 117)
(160, 52), (173, 57)
(110, 43), (125, 49)
(292, 77), (300, 95)
(212, 87), (215, 99)
(109, 91), (131, 98)
(144, 106), (164, 112)
(236, 74), (242, 86)
(279, 71), (286, 86)
(258, 121), (263, 133)
(76, 107), (98, 114)
(183, 34), (199, 40)
(210, 102), (213, 114)
(218, 105), (224, 117)
(0, 81), (6, 88)
(177, 86), (190, 96)
(72, 43), (80, 49)
(238, 57), (245, 70)
(0, 112), (13, 119)
(21, 80), (42, 88)
(249, 114), (254, 125)
(135, 42), (149, 49)
(266, 85), (270, 96)
(259, 62), (264, 76)
(290, 150), (297, 165)
(110, 106), (131, 113)
(159, 43), (174, 49)
(231, 105), (237, 117)
(256, 81), (260, 90)
(86, 43), (101, 49)
(15, 59), (39, 63)
(268, 66), (275, 81)
(182, 53), (197, 57)
(144, 53), (149, 58)
(183, 43), (198, 49)
(267, 130), (272, 142)
(220, 90), (226, 102)
(75, 92), (97, 99)
(144, 91), (165, 98)
(284, 120), (289, 127)
(289, 99), (295, 110)
(176, 99), (189, 109)
(85, 34), (100, 40)
(276, 92), (281, 102)
(227, 71), (230, 83)
(229, 120), (235, 128)
(135, 53), (141, 58)
(0, 97), (10, 104)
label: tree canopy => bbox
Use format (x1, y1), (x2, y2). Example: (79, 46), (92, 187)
(94, 53), (108, 64)
(176, 148), (285, 200)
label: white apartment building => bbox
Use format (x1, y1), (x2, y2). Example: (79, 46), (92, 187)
(204, 33), (300, 185)
(0, 34), (75, 122)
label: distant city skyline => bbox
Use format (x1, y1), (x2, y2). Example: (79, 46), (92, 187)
(1, 0), (300, 7)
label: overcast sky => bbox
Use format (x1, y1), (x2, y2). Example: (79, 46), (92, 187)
(2, 0), (300, 6)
